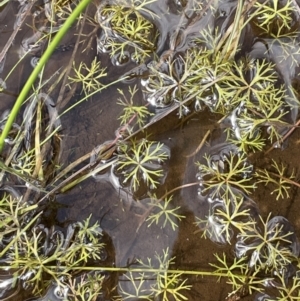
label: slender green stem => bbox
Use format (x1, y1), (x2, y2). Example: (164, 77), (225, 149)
(0, 0), (92, 153)
(0, 265), (255, 280)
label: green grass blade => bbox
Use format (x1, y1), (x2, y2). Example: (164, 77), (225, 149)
(0, 0), (92, 152)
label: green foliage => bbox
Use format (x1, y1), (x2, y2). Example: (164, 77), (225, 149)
(50, 0), (79, 21)
(1, 0), (300, 300)
(255, 160), (295, 200)
(254, 0), (295, 33)
(117, 85), (153, 132)
(195, 194), (257, 245)
(76, 214), (102, 245)
(144, 37), (289, 125)
(144, 55), (192, 113)
(8, 230), (66, 293)
(226, 128), (266, 153)
(118, 271), (153, 300)
(66, 272), (105, 301)
(195, 211), (230, 245)
(212, 195), (256, 243)
(227, 59), (278, 106)
(118, 248), (191, 301)
(143, 44), (235, 116)
(236, 214), (298, 273)
(275, 271), (300, 301)
(11, 149), (36, 177)
(98, 0), (158, 64)
(0, 0), (9, 7)
(197, 26), (221, 53)
(146, 195), (185, 231)
(151, 270), (191, 301)
(0, 0), (92, 152)
(264, 24), (300, 67)
(116, 139), (169, 192)
(196, 152), (255, 198)
(210, 253), (266, 296)
(223, 62), (288, 151)
(184, 49), (235, 114)
(243, 100), (287, 142)
(68, 57), (107, 95)
(63, 217), (105, 266)
(101, 0), (158, 23)
(5, 214), (104, 294)
(137, 248), (191, 301)
(0, 192), (36, 242)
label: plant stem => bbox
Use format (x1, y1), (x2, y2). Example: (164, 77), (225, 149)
(0, 265), (255, 280)
(0, 0), (92, 153)
(60, 158), (118, 193)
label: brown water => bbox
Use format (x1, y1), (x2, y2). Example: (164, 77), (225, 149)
(0, 0), (300, 301)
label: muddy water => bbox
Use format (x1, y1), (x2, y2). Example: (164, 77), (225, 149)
(1, 0), (300, 301)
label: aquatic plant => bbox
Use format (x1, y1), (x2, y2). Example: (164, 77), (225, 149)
(235, 214), (299, 273)
(96, 0), (158, 64)
(263, 24), (300, 68)
(146, 195), (185, 231)
(196, 152), (255, 198)
(143, 45), (235, 116)
(255, 160), (295, 200)
(68, 57), (107, 95)
(4, 215), (105, 295)
(253, 0), (295, 33)
(1, 0), (300, 300)
(272, 271), (300, 301)
(196, 194), (258, 244)
(65, 271), (105, 301)
(118, 248), (192, 301)
(115, 138), (170, 193)
(210, 253), (266, 297)
(0, 189), (37, 241)
(11, 149), (36, 177)
(117, 85), (153, 132)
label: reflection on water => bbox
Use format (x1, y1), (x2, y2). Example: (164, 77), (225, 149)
(1, 0), (300, 300)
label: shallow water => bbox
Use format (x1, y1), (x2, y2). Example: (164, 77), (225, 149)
(1, 0), (300, 300)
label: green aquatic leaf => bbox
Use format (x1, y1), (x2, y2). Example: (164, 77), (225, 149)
(116, 139), (169, 192)
(146, 195), (185, 231)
